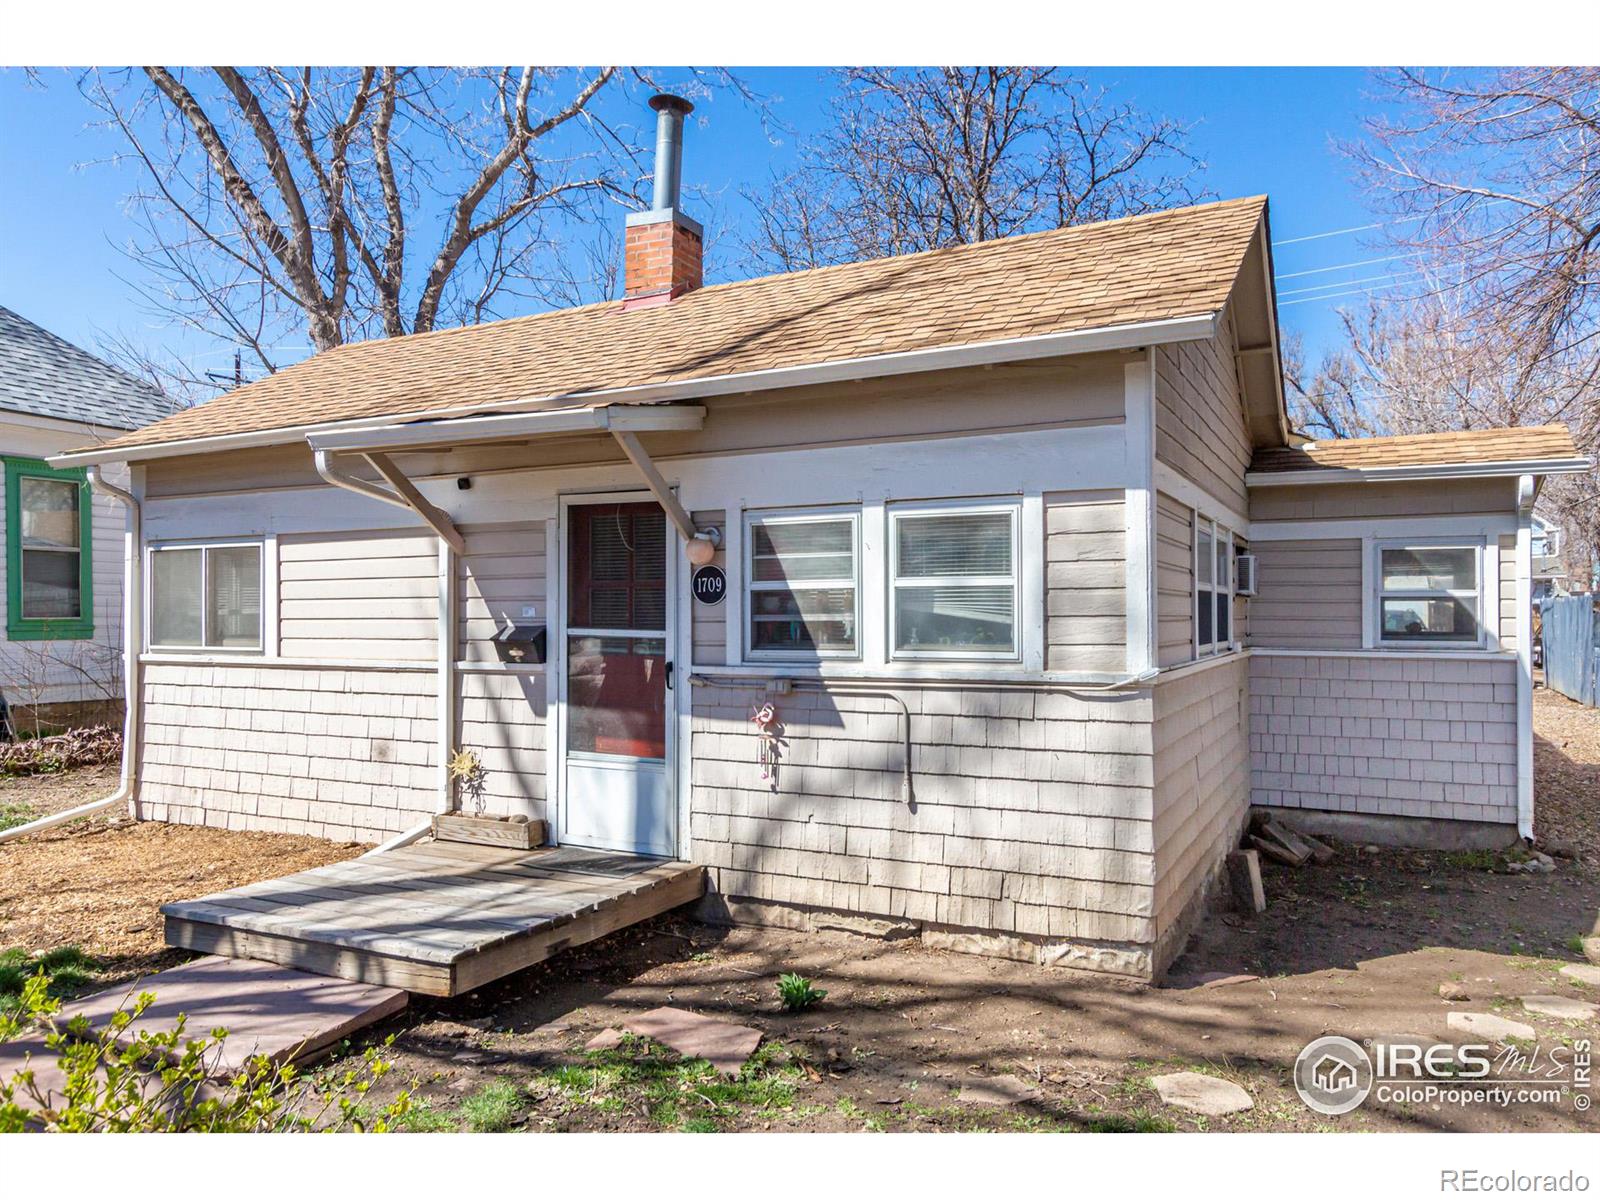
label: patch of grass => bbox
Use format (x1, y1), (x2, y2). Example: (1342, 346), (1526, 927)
(532, 1035), (805, 1131)
(392, 1101), (459, 1132)
(0, 945), (97, 1013)
(458, 1080), (525, 1132)
(1444, 849), (1499, 871)
(776, 972), (827, 1012)
(1566, 935), (1588, 956)
(0, 803), (38, 833)
(1084, 1112), (1178, 1133)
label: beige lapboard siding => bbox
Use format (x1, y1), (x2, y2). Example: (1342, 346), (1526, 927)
(457, 522), (546, 663)
(1249, 653), (1518, 825)
(1151, 657), (1249, 967)
(137, 661), (438, 841)
(1245, 539), (1363, 649)
(1045, 491), (1124, 673)
(690, 509), (727, 666)
(1154, 310), (1251, 514)
(0, 424), (129, 710)
(1499, 534), (1517, 649)
(688, 681), (1159, 975)
(1155, 494), (1193, 667)
(1249, 477), (1517, 523)
(278, 530), (439, 661)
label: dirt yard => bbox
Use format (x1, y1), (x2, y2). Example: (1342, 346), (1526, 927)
(3, 686), (1598, 1132)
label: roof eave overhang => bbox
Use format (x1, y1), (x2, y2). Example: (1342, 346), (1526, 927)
(1246, 456), (1594, 487)
(46, 311), (1219, 469)
(307, 402), (707, 456)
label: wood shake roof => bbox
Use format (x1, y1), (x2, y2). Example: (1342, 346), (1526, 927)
(83, 195), (1269, 457)
(1250, 425), (1583, 474)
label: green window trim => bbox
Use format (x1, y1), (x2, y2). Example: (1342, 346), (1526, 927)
(4, 456), (94, 641)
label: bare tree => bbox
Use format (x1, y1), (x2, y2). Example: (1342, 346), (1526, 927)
(744, 67), (1207, 271)
(77, 68), (772, 389)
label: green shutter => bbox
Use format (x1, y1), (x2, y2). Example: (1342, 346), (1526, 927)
(4, 456), (95, 641)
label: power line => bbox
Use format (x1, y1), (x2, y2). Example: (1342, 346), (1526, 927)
(1277, 253), (1416, 281)
(1280, 281), (1410, 307)
(1278, 269), (1424, 298)
(1272, 221), (1385, 247)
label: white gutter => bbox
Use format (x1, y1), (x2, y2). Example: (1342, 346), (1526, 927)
(305, 402), (706, 456)
(1246, 456), (1594, 487)
(1515, 474), (1536, 841)
(0, 466), (143, 842)
(48, 313), (1219, 469)
(312, 448), (465, 554)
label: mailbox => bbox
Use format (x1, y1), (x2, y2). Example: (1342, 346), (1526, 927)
(493, 622), (547, 665)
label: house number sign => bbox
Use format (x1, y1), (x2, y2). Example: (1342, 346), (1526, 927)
(692, 565), (726, 606)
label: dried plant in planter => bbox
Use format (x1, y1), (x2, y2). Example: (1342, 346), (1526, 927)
(446, 748), (488, 815)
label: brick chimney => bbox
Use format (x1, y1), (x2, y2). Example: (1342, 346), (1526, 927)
(623, 94), (702, 307)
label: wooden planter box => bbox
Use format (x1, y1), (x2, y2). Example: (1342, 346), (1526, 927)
(431, 813), (547, 850)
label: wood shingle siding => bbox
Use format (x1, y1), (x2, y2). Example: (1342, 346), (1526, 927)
(455, 671), (547, 820)
(1044, 491), (1124, 674)
(1151, 658), (1249, 966)
(138, 662), (438, 841)
(278, 531), (439, 661)
(689, 509), (727, 666)
(1499, 533), (1517, 649)
(1245, 538), (1363, 649)
(688, 682), (1158, 970)
(1249, 653), (1518, 825)
(1155, 494), (1193, 667)
(1154, 310), (1251, 515)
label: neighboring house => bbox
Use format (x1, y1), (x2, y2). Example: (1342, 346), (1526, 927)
(1, 305), (173, 732)
(51, 98), (1592, 980)
(1531, 511), (1566, 601)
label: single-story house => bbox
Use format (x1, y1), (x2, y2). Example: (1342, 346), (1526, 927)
(52, 97), (1592, 980)
(1, 305), (173, 732)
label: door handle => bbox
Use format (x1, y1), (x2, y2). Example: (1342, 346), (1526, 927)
(665, 660), (675, 690)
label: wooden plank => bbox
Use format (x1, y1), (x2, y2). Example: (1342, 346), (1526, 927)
(451, 867), (706, 993)
(432, 814), (546, 849)
(161, 899), (470, 962)
(165, 918), (454, 996)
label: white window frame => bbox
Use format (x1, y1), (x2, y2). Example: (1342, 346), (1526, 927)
(1192, 511), (1236, 659)
(743, 507), (862, 661)
(1369, 537), (1485, 651)
(887, 499), (1022, 663)
(146, 538), (266, 654)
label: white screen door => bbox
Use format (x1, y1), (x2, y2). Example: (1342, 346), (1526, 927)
(558, 500), (675, 857)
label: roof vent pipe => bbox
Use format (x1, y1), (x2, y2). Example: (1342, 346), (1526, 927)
(648, 94), (694, 213)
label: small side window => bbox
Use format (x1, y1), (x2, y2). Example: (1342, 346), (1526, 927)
(1375, 542), (1481, 647)
(149, 541), (264, 652)
(1193, 513), (1234, 657)
(890, 503), (1020, 660)
(745, 511), (860, 658)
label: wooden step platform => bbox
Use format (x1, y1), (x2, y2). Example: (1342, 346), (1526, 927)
(162, 843), (705, 997)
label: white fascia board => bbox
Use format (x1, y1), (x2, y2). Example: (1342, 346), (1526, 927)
(307, 403), (707, 455)
(1246, 456), (1594, 487)
(47, 312), (1218, 468)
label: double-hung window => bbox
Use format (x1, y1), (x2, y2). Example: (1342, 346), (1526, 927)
(4, 457), (93, 640)
(1373, 542), (1481, 647)
(149, 541), (264, 652)
(1195, 515), (1234, 656)
(889, 503), (1019, 660)
(746, 510), (859, 658)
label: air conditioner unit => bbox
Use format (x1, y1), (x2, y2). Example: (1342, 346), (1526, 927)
(1235, 553), (1258, 597)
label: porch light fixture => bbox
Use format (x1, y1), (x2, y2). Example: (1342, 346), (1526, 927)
(686, 528), (721, 567)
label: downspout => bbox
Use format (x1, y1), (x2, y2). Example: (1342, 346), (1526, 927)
(314, 449), (459, 856)
(1515, 473), (1536, 841)
(0, 466), (142, 842)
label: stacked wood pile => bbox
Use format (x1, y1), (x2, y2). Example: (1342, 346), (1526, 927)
(1225, 812), (1337, 915)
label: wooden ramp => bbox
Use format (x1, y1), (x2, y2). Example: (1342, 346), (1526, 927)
(162, 843), (706, 997)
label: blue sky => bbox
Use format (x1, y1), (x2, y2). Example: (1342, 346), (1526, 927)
(0, 66), (1387, 384)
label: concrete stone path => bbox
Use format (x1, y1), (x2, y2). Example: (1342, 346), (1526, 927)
(1, 955), (407, 1113)
(622, 1006), (762, 1076)
(1559, 963), (1600, 988)
(1520, 995), (1599, 1021)
(1446, 1011), (1537, 1042)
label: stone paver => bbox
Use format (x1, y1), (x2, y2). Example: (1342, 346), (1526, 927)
(1560, 963), (1600, 988)
(1149, 1071), (1254, 1116)
(622, 1006), (762, 1076)
(1520, 995), (1599, 1021)
(957, 1074), (1038, 1105)
(1446, 1011), (1537, 1042)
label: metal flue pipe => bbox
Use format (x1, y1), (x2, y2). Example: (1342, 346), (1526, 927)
(648, 93), (694, 212)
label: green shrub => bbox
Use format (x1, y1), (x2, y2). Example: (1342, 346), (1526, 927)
(0, 804), (38, 833)
(0, 972), (410, 1132)
(776, 972), (827, 1012)
(459, 1079), (524, 1132)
